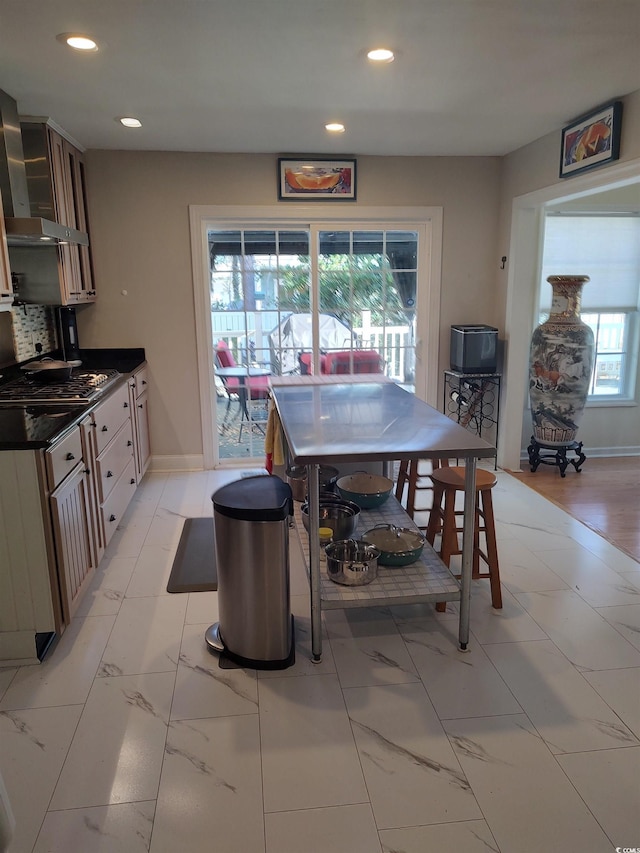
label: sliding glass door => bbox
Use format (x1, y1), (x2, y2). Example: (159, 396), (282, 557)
(207, 219), (426, 465)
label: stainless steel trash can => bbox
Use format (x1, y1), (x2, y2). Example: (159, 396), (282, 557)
(206, 475), (295, 669)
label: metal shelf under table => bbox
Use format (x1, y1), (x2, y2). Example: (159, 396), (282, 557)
(293, 497), (460, 610)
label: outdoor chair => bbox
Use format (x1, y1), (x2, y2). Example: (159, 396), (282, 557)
(214, 340), (271, 440)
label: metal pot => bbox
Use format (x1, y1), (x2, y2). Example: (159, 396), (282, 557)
(325, 539), (380, 586)
(286, 464), (339, 502)
(336, 472), (393, 509)
(361, 523), (425, 567)
(300, 497), (360, 539)
(19, 358), (77, 383)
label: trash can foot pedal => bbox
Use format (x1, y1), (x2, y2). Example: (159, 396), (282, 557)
(206, 616), (296, 671)
(204, 622), (225, 653)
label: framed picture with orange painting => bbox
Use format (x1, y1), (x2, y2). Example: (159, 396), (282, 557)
(560, 101), (622, 178)
(278, 158), (357, 200)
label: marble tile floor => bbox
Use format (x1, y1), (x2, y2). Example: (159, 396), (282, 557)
(1, 467), (639, 853)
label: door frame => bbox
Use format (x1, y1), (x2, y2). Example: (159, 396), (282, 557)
(189, 204), (443, 469)
(500, 156), (640, 471)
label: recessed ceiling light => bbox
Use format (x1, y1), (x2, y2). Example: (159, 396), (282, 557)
(118, 117), (142, 128)
(57, 33), (99, 51)
(325, 123), (345, 133)
(367, 48), (394, 63)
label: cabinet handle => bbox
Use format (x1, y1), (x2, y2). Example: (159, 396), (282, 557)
(109, 514), (116, 522)
(101, 425), (108, 432)
(84, 468), (90, 475)
(123, 402), (129, 408)
(90, 422), (97, 428)
(141, 380), (147, 386)
(130, 382), (135, 389)
(106, 470), (113, 478)
(65, 452), (75, 460)
(130, 478), (136, 485)
(138, 404), (143, 409)
(127, 440), (132, 447)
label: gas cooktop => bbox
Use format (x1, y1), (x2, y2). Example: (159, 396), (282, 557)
(0, 369), (121, 404)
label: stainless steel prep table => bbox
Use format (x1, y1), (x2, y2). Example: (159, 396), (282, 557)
(270, 377), (495, 660)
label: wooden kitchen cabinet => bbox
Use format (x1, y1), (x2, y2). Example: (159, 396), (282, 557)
(129, 364), (151, 482)
(0, 370), (148, 665)
(46, 424), (96, 624)
(89, 381), (136, 548)
(49, 459), (95, 623)
(18, 119), (95, 305)
(0, 186), (13, 306)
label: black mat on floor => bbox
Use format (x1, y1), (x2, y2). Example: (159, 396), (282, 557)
(167, 518), (217, 593)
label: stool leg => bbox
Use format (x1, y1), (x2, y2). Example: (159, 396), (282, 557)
(481, 490), (502, 609)
(406, 459), (418, 518)
(395, 460), (409, 502)
(426, 482), (445, 545)
(435, 487), (457, 614)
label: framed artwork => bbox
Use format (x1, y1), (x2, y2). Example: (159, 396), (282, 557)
(560, 101), (622, 178)
(278, 158), (356, 200)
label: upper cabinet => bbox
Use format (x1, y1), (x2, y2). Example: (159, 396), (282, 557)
(0, 187), (13, 307)
(13, 120), (95, 305)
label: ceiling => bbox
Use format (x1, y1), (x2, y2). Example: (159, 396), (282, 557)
(1, 0), (639, 157)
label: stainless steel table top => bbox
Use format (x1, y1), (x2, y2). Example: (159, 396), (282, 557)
(271, 380), (495, 464)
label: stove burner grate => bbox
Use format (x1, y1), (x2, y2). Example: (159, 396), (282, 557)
(0, 369), (121, 403)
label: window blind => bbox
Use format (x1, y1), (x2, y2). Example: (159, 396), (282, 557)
(540, 215), (640, 312)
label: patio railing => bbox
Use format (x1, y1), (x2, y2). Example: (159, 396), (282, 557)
(212, 311), (412, 381)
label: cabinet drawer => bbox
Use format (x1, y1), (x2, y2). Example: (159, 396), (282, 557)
(94, 384), (131, 455)
(131, 365), (149, 398)
(101, 457), (137, 547)
(46, 427), (83, 488)
(96, 420), (134, 503)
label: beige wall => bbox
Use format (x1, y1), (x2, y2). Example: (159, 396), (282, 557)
(80, 153), (501, 462)
(79, 88), (640, 465)
(497, 89), (640, 459)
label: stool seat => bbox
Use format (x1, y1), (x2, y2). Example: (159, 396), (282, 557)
(427, 466), (502, 612)
(430, 467), (497, 491)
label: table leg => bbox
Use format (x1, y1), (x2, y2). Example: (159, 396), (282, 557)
(458, 458), (477, 650)
(307, 463), (322, 662)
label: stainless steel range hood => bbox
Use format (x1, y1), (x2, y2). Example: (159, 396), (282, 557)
(0, 89), (88, 247)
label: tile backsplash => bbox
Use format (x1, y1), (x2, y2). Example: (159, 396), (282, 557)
(8, 305), (58, 363)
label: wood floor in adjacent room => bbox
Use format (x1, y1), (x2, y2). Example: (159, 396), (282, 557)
(508, 456), (640, 564)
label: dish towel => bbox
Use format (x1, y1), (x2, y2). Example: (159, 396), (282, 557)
(264, 397), (285, 474)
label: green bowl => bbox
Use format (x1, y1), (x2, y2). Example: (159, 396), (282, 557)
(336, 473), (393, 509)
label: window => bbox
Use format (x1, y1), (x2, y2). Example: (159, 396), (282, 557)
(539, 214), (640, 400)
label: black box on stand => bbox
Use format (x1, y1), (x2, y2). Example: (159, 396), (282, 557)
(450, 325), (498, 374)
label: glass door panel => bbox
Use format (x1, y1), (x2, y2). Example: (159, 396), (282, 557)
(209, 227), (310, 461)
(317, 227), (417, 385)
(208, 224), (419, 464)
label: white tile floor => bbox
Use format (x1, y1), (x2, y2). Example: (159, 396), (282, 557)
(1, 467), (639, 852)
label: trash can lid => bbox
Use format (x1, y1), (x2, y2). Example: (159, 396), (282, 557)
(212, 475), (292, 521)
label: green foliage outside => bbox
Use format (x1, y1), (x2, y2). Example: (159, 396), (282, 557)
(276, 253), (409, 328)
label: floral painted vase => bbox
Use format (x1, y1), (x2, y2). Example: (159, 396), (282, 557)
(529, 275), (595, 446)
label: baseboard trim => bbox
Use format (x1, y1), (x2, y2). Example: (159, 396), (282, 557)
(149, 454), (205, 472)
(520, 445), (640, 464)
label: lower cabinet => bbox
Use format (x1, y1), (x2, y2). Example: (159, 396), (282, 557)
(128, 364), (151, 482)
(0, 364), (151, 665)
(49, 460), (95, 623)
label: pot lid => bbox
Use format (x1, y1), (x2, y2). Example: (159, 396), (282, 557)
(362, 524), (424, 552)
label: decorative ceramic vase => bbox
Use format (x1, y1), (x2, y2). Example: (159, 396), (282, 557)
(529, 275), (595, 446)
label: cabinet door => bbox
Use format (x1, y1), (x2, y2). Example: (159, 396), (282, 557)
(65, 142), (95, 302)
(50, 462), (95, 622)
(134, 391), (151, 480)
(48, 130), (75, 227)
(0, 186), (13, 305)
(80, 414), (104, 566)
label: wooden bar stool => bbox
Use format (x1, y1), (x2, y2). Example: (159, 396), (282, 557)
(395, 458), (449, 531)
(426, 466), (502, 611)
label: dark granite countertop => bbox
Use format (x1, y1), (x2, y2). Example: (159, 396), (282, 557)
(0, 348), (146, 451)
